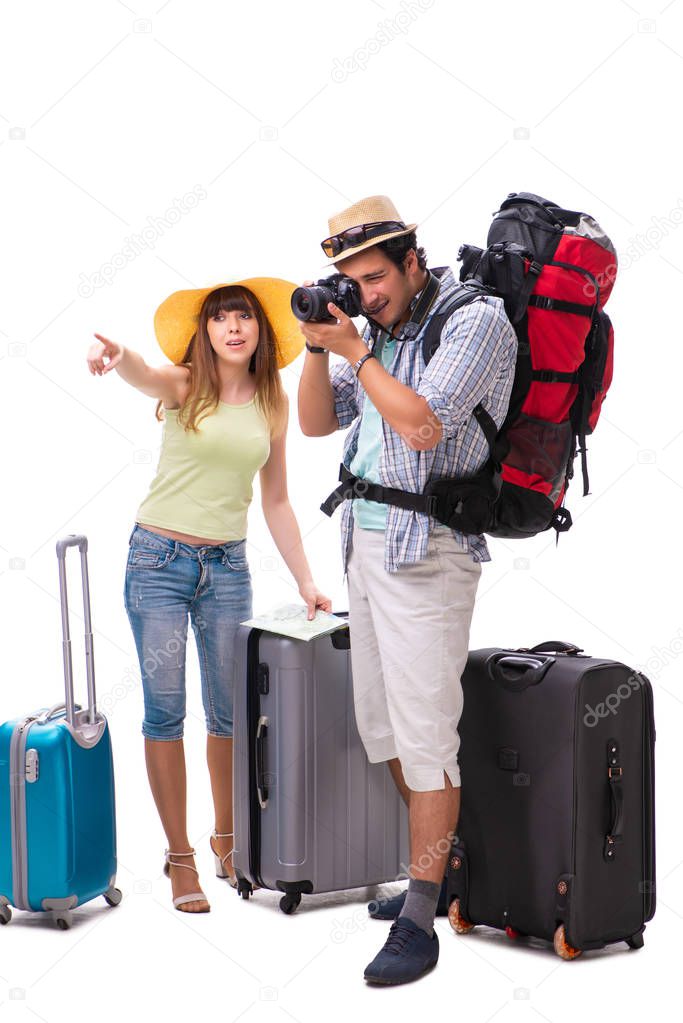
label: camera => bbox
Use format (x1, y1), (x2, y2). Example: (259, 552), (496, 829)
(291, 274), (362, 323)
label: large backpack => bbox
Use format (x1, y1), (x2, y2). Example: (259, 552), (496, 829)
(320, 192), (616, 540)
(454, 191), (617, 537)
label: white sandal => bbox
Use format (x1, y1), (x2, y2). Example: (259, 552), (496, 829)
(210, 830), (238, 889)
(163, 849), (210, 911)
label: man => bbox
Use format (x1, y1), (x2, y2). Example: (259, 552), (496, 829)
(297, 195), (517, 985)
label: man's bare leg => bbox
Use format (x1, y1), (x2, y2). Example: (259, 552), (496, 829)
(388, 756), (411, 807)
(408, 773), (460, 884)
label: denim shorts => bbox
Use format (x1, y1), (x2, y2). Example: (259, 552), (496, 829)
(123, 524), (253, 741)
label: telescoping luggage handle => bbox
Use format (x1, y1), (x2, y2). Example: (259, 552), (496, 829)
(56, 535), (97, 727)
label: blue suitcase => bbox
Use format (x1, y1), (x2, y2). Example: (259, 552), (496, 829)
(0, 535), (121, 929)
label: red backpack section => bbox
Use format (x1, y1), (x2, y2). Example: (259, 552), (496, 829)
(458, 192), (617, 537)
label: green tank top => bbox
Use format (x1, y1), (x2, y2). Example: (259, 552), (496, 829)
(136, 398), (271, 541)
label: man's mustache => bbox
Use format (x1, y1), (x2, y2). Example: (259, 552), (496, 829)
(362, 300), (388, 317)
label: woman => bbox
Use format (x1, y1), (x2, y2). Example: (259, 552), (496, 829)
(86, 278), (331, 913)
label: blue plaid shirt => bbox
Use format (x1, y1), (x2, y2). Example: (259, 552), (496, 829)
(328, 267), (517, 576)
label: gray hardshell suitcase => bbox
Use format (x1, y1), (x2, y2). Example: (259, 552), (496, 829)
(232, 613), (410, 913)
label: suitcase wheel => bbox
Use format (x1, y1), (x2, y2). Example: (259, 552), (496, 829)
(448, 898), (475, 934)
(553, 924), (582, 960)
(237, 878), (253, 900)
(104, 887), (122, 908)
(54, 911), (73, 931)
(0, 904), (11, 925)
(279, 893), (301, 915)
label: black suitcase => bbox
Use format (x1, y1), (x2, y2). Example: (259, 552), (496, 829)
(447, 641), (656, 958)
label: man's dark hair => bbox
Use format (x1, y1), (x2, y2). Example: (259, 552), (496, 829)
(377, 231), (427, 273)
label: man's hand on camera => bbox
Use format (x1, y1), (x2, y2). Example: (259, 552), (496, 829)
(299, 302), (366, 363)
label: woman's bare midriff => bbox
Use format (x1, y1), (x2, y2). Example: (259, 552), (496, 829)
(137, 523), (229, 547)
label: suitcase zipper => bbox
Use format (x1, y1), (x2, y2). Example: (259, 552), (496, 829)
(9, 715), (38, 912)
(246, 629), (266, 889)
(639, 676), (656, 921)
(546, 260), (600, 304)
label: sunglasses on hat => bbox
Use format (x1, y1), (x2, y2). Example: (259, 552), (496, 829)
(321, 220), (406, 258)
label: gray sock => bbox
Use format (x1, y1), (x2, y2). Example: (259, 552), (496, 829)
(398, 878), (440, 936)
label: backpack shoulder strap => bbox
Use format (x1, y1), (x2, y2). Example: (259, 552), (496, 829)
(421, 280), (491, 365)
(420, 281), (500, 461)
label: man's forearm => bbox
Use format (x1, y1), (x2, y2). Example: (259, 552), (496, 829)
(347, 340), (442, 450)
(297, 350), (338, 435)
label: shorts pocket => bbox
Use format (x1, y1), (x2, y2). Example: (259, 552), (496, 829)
(128, 547), (174, 570)
(223, 550), (249, 572)
(220, 539), (248, 572)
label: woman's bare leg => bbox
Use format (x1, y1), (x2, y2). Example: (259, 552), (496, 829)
(206, 735), (236, 883)
(145, 738), (209, 912)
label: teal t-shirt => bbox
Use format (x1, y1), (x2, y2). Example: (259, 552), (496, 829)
(350, 333), (396, 529)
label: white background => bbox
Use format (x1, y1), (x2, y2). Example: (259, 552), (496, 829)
(1, 0), (680, 1019)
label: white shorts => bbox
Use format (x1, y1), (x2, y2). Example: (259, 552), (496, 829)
(346, 521), (481, 792)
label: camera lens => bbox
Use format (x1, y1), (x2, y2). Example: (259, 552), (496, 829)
(291, 286), (334, 322)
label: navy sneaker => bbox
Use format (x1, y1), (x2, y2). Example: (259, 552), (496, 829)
(364, 916), (439, 986)
(368, 877), (449, 920)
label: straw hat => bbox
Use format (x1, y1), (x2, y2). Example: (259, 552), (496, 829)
(154, 277), (304, 368)
(323, 195), (417, 264)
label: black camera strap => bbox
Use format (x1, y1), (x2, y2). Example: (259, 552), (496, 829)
(366, 269), (444, 349)
(402, 270), (444, 336)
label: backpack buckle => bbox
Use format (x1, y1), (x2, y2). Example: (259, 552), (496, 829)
(532, 295), (554, 310)
(425, 495), (439, 517)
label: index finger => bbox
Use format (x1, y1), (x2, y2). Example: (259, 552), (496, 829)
(327, 302), (348, 322)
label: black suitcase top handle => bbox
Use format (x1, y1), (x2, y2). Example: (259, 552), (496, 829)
(486, 652), (555, 691)
(527, 641), (584, 656)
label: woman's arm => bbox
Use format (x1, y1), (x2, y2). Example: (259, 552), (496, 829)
(259, 395), (331, 618)
(87, 334), (189, 403)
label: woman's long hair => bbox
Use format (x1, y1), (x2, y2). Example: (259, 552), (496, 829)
(156, 285), (287, 439)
